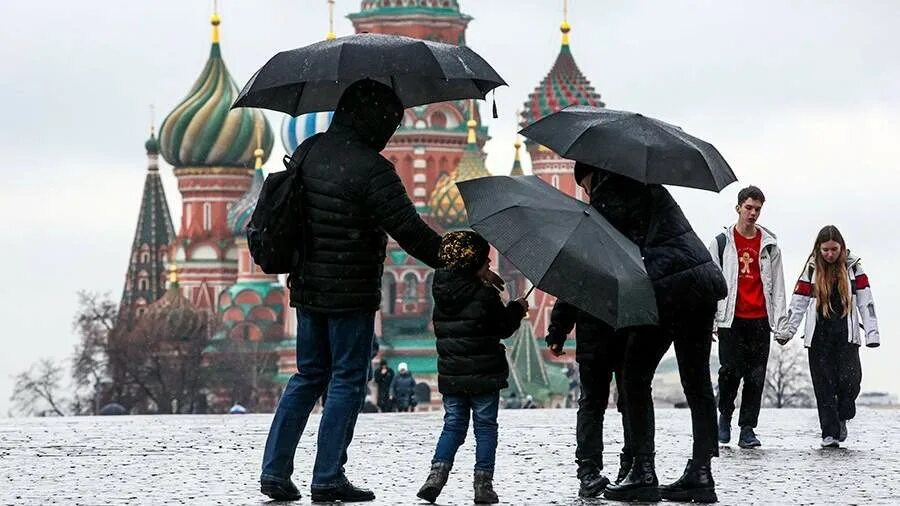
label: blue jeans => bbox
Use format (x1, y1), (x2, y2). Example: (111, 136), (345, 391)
(432, 392), (500, 471)
(261, 309), (375, 488)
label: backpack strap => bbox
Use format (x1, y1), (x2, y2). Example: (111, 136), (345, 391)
(283, 133), (322, 174)
(715, 232), (727, 266)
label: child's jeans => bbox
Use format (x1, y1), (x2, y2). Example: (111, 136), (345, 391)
(432, 391), (500, 471)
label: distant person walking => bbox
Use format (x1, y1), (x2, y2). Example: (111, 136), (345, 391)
(390, 363), (417, 412)
(776, 226), (880, 448)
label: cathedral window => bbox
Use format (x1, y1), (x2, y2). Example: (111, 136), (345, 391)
(551, 175), (560, 189)
(140, 251), (150, 264)
(403, 272), (418, 300)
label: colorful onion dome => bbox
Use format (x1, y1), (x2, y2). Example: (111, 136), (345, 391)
(145, 130), (160, 155)
(429, 109), (491, 229)
(281, 111), (334, 153)
(520, 19), (604, 127)
(159, 13), (274, 168)
(141, 266), (207, 340)
(227, 148), (266, 236)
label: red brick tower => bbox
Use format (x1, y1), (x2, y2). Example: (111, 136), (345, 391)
(520, 4), (605, 350)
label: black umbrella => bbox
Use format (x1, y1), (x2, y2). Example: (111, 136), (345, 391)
(99, 403), (127, 416)
(519, 106), (737, 192)
(457, 175), (658, 329)
(232, 33), (506, 116)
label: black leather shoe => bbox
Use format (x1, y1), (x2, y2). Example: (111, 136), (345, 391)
(311, 481), (375, 503)
(738, 426), (761, 448)
(578, 471), (610, 498)
(659, 458), (718, 503)
(260, 478), (301, 501)
(603, 453), (660, 502)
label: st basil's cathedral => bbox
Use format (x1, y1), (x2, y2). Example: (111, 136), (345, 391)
(119, 0), (605, 412)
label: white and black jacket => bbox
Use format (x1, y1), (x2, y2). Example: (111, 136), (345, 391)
(777, 253), (880, 348)
(708, 225), (787, 331)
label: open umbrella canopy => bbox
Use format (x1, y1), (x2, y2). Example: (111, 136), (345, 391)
(519, 106), (737, 192)
(457, 175), (658, 329)
(232, 33), (506, 116)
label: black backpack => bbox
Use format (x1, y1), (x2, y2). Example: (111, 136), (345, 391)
(246, 134), (321, 274)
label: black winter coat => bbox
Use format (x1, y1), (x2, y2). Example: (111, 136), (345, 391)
(431, 269), (526, 395)
(390, 372), (417, 406)
(289, 81), (442, 312)
(588, 170), (727, 323)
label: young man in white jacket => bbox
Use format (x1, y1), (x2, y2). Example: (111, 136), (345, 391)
(708, 186), (787, 449)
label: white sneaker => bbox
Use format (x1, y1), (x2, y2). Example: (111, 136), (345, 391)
(821, 436), (840, 448)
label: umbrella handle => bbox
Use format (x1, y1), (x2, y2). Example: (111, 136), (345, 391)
(523, 285), (536, 299)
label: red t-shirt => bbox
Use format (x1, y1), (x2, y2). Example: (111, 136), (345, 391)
(733, 229), (767, 319)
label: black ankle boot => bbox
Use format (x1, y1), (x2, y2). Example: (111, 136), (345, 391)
(576, 459), (610, 498)
(417, 461), (452, 503)
(473, 469), (499, 504)
(659, 459), (718, 503)
(615, 451), (633, 484)
(603, 453), (660, 502)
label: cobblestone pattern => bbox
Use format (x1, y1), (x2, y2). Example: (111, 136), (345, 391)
(2, 408), (899, 505)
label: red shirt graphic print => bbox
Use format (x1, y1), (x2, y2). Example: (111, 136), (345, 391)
(733, 229), (767, 319)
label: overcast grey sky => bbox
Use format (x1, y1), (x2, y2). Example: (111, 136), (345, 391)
(1, 1), (898, 416)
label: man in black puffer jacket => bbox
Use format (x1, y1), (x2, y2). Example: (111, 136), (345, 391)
(261, 80), (443, 504)
(417, 231), (528, 505)
(568, 163), (727, 504)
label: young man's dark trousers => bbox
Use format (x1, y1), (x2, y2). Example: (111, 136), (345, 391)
(575, 317), (631, 476)
(622, 307), (719, 461)
(717, 317), (771, 428)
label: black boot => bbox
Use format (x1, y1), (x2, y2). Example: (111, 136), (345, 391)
(659, 459), (718, 503)
(260, 478), (301, 501)
(603, 453), (660, 502)
(718, 413), (731, 444)
(416, 462), (452, 503)
(576, 459), (610, 498)
(615, 451), (633, 485)
(310, 481), (375, 503)
(738, 426), (761, 448)
(473, 469), (499, 504)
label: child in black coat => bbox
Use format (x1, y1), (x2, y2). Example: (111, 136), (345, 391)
(417, 231), (528, 505)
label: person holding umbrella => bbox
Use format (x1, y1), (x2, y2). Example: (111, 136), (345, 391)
(519, 106), (732, 503)
(235, 33), (506, 503)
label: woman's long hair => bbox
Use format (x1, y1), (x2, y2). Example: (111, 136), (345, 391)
(811, 225), (850, 318)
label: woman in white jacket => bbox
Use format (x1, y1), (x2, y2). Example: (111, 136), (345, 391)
(775, 225), (879, 448)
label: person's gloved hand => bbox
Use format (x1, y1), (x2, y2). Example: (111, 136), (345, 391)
(545, 332), (567, 356)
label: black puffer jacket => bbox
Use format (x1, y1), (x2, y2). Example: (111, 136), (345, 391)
(289, 80), (442, 312)
(586, 167), (727, 323)
(431, 269), (526, 395)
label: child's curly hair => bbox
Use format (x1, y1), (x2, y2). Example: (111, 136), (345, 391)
(439, 231), (490, 273)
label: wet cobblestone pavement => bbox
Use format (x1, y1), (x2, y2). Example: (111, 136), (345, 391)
(2, 408), (899, 505)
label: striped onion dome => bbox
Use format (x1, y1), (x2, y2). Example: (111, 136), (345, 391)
(281, 111), (334, 153)
(428, 137), (491, 229)
(159, 13), (274, 168)
(227, 148), (265, 236)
